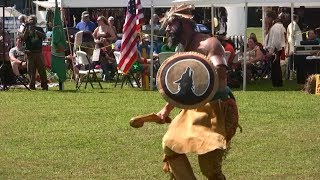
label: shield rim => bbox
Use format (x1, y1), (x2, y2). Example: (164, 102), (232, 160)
(157, 51), (219, 109)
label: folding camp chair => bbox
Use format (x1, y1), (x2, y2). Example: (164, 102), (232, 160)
(113, 51), (140, 88)
(75, 50), (103, 90)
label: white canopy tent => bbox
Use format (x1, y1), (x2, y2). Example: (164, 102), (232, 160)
(33, 0), (177, 8)
(0, 7), (22, 17)
(175, 0), (320, 7)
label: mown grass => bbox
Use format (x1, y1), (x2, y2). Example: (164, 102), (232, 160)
(247, 27), (263, 43)
(0, 80), (320, 179)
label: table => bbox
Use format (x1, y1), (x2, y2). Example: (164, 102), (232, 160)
(294, 54), (320, 84)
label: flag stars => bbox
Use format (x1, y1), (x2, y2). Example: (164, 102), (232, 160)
(129, 0), (136, 15)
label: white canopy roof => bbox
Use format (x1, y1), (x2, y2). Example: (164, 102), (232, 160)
(34, 0), (320, 8)
(0, 7), (22, 17)
(177, 0), (320, 7)
(33, 1), (58, 8)
(33, 0), (176, 8)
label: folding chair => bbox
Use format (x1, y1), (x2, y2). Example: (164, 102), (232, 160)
(158, 52), (176, 65)
(75, 50), (103, 90)
(113, 51), (140, 88)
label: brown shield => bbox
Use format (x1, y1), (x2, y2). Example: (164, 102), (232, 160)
(157, 52), (219, 109)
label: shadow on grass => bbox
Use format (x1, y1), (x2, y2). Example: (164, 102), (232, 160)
(231, 79), (304, 92)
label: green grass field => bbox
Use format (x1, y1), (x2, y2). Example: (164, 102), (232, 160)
(247, 27), (263, 43)
(1, 80), (320, 179)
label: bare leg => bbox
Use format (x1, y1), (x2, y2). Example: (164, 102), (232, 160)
(11, 61), (20, 76)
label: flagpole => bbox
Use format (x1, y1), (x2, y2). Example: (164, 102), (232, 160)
(59, 0), (64, 90)
(62, 7), (75, 82)
(149, 0), (154, 90)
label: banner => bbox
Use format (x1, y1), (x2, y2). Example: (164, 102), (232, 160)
(316, 74), (320, 95)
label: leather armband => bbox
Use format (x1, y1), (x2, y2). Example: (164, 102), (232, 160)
(209, 55), (227, 67)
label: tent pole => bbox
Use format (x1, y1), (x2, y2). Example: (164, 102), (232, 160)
(211, 4), (215, 36)
(150, 1), (154, 90)
(243, 2), (248, 91)
(262, 7), (266, 43)
(291, 3), (295, 71)
(203, 7), (206, 23)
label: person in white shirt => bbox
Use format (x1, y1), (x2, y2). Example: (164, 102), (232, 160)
(286, 14), (302, 80)
(264, 11), (286, 87)
(9, 36), (26, 76)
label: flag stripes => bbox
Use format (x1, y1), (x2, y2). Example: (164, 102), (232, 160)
(118, 0), (144, 74)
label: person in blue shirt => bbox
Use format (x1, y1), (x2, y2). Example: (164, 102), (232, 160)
(76, 11), (96, 32)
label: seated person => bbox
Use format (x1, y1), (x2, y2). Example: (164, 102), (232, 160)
(249, 33), (264, 49)
(238, 37), (263, 80)
(154, 37), (163, 54)
(137, 34), (161, 74)
(137, 34), (154, 58)
(217, 35), (235, 68)
(9, 36), (27, 77)
(306, 29), (320, 44)
(131, 51), (152, 88)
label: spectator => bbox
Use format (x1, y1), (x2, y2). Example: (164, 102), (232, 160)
(217, 35), (235, 68)
(9, 36), (27, 76)
(22, 15), (48, 90)
(0, 23), (10, 62)
(286, 14), (302, 79)
(148, 14), (161, 30)
(138, 34), (152, 59)
(93, 16), (117, 81)
(114, 39), (122, 51)
(307, 29), (319, 44)
(161, 37), (177, 52)
(76, 11), (96, 32)
(93, 16), (117, 46)
(239, 37), (264, 80)
(108, 16), (117, 39)
(249, 33), (263, 50)
(142, 14), (164, 35)
(17, 15), (26, 34)
(264, 11), (286, 87)
(0, 22), (15, 86)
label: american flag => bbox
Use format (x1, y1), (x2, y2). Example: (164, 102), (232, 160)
(118, 0), (144, 74)
(136, 0), (144, 28)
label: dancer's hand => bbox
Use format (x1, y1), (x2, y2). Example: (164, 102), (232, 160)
(157, 103), (174, 122)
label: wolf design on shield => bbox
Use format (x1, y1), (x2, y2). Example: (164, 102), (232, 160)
(174, 67), (199, 100)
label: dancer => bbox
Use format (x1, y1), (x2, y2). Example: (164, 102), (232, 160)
(131, 4), (239, 180)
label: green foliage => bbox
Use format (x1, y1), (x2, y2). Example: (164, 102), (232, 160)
(0, 80), (320, 179)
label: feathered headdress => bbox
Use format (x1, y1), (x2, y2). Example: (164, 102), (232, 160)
(160, 3), (195, 28)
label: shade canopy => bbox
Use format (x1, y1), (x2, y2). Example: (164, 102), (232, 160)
(33, 0), (176, 8)
(174, 0), (320, 7)
(0, 7), (22, 17)
(34, 0), (320, 8)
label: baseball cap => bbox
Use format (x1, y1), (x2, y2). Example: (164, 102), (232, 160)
(108, 16), (114, 21)
(82, 11), (89, 17)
